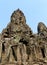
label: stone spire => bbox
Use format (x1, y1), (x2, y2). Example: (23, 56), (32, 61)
(11, 9), (26, 24)
(2, 9), (32, 38)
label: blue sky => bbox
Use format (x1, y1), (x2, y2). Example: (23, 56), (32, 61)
(0, 0), (47, 33)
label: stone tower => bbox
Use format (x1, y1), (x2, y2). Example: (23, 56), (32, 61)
(0, 9), (47, 65)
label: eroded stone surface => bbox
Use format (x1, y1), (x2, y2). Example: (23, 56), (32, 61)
(0, 9), (47, 65)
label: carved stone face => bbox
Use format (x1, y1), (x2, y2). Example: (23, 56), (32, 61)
(11, 9), (26, 25)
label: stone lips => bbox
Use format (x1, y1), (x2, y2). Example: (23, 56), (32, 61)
(0, 9), (47, 65)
